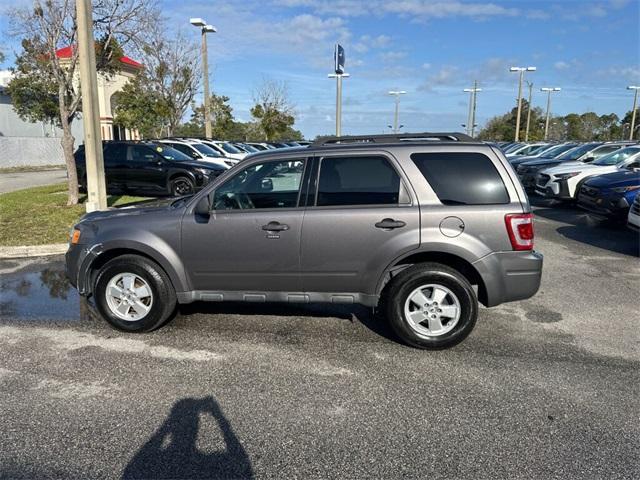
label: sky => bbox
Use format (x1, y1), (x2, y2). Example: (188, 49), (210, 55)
(1, 0), (639, 138)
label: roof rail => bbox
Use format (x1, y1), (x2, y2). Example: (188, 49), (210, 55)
(313, 132), (474, 146)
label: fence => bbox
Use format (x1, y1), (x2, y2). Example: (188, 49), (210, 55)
(0, 137), (66, 168)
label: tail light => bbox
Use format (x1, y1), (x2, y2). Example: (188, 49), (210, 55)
(505, 213), (534, 251)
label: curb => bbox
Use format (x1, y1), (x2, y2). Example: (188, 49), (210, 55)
(0, 244), (68, 259)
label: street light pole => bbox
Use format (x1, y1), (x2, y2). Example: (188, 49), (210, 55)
(190, 18), (217, 138)
(524, 81), (533, 141)
(510, 66), (536, 142)
(463, 81), (481, 137)
(388, 90), (406, 133)
(541, 87), (561, 140)
(628, 86), (639, 140)
(76, 0), (106, 212)
(328, 73), (350, 136)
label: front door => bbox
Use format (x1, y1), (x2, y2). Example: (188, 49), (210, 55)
(300, 153), (420, 295)
(123, 144), (166, 194)
(181, 157), (307, 292)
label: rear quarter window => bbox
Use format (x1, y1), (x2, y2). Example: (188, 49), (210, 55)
(411, 152), (509, 205)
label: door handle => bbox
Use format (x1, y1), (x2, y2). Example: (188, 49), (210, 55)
(375, 218), (406, 230)
(262, 221), (290, 231)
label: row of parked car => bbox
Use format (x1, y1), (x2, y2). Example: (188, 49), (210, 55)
(495, 140), (640, 232)
(75, 138), (309, 197)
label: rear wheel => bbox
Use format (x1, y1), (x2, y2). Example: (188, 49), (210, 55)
(94, 254), (176, 332)
(384, 263), (478, 349)
(170, 176), (194, 196)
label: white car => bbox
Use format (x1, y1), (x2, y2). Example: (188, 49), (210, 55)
(203, 140), (248, 161)
(157, 139), (232, 169)
(506, 143), (551, 158)
(628, 192), (640, 232)
(535, 144), (639, 200)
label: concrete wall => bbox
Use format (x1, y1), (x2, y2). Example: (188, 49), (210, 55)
(0, 137), (67, 167)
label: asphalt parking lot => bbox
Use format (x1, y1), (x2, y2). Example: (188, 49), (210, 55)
(0, 198), (638, 479)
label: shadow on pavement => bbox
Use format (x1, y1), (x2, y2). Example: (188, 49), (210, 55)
(122, 396), (253, 480)
(177, 301), (398, 343)
(531, 196), (639, 257)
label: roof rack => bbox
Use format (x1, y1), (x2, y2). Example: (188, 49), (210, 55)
(313, 132), (474, 146)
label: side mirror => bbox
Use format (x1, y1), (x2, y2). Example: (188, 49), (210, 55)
(261, 178), (274, 191)
(582, 156), (595, 163)
(194, 195), (210, 217)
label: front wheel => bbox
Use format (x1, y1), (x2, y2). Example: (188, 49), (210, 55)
(384, 263), (478, 349)
(170, 176), (195, 197)
(94, 254), (177, 332)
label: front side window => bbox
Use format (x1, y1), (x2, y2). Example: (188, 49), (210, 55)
(213, 159), (305, 210)
(411, 152), (509, 205)
(316, 156), (401, 206)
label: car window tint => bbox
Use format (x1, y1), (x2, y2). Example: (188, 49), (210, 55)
(171, 143), (198, 158)
(127, 145), (156, 162)
(590, 145), (620, 160)
(411, 152), (509, 205)
(213, 159), (305, 210)
(316, 156), (400, 206)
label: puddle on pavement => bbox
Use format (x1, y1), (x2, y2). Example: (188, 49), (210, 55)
(0, 259), (84, 322)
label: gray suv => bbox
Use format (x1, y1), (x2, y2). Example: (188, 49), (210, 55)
(66, 133), (543, 349)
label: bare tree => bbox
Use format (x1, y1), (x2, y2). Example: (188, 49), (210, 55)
(138, 28), (200, 136)
(250, 79), (296, 141)
(6, 0), (158, 205)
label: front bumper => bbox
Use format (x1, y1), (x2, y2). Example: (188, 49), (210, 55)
(472, 250), (543, 307)
(65, 243), (102, 295)
(535, 177), (572, 199)
(577, 190), (630, 220)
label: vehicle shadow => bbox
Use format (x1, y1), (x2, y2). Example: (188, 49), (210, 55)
(531, 196), (639, 257)
(122, 396), (253, 480)
(177, 301), (398, 343)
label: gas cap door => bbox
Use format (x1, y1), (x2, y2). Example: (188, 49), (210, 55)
(439, 216), (465, 238)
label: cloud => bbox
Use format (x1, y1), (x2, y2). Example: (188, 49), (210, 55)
(554, 61), (570, 70)
(379, 51), (407, 62)
(353, 34), (391, 53)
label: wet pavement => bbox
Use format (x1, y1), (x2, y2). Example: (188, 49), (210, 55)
(0, 200), (638, 479)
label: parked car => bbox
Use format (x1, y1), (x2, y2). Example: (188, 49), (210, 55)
(75, 141), (227, 197)
(66, 132), (542, 349)
(536, 142), (637, 199)
(505, 143), (550, 158)
(202, 140), (248, 161)
(246, 142), (275, 151)
(157, 139), (233, 169)
(532, 146), (640, 200)
(576, 163), (640, 221)
(502, 142), (525, 154)
(509, 143), (578, 169)
(232, 143), (260, 154)
(627, 193), (640, 232)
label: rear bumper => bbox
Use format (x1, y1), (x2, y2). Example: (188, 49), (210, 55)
(473, 250), (543, 307)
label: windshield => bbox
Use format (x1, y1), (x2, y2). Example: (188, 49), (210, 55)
(239, 143), (259, 152)
(503, 143), (523, 153)
(527, 144), (550, 155)
(555, 143), (601, 161)
(539, 143), (577, 158)
(593, 147), (640, 166)
(153, 145), (191, 161)
(193, 143), (221, 157)
(219, 143), (242, 154)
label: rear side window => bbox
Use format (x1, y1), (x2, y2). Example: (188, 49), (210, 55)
(317, 156), (400, 206)
(411, 152), (509, 205)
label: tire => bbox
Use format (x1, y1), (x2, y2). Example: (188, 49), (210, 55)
(94, 254), (177, 332)
(170, 176), (195, 197)
(384, 262), (478, 349)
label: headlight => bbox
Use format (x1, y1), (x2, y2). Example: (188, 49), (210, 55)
(612, 185), (640, 193)
(555, 172), (580, 180)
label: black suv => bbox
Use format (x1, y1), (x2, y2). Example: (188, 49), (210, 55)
(75, 141), (227, 197)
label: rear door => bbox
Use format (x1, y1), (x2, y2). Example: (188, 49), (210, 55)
(299, 153), (420, 299)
